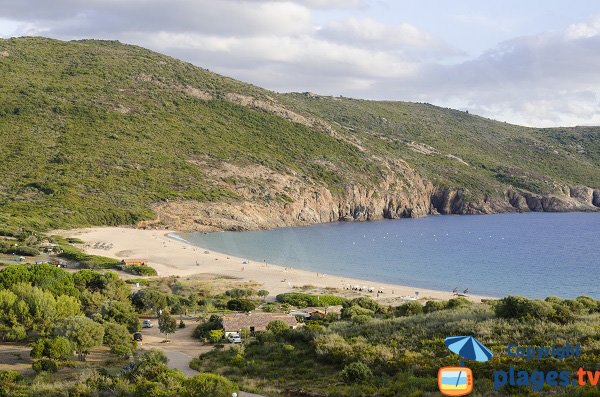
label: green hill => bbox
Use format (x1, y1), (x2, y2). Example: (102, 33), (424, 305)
(0, 37), (598, 232)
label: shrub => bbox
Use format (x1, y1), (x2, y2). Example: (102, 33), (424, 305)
(0, 370), (22, 383)
(576, 296), (600, 313)
(226, 299), (256, 312)
(123, 265), (158, 276)
(193, 315), (222, 339)
(276, 293), (347, 308)
(395, 301), (423, 317)
(352, 315), (372, 324)
(32, 358), (58, 373)
(182, 373), (236, 397)
(266, 320), (290, 336)
(495, 296), (558, 322)
(447, 297), (472, 309)
(341, 305), (374, 319)
(314, 334), (352, 363)
(225, 288), (254, 298)
(230, 353), (245, 367)
(341, 362), (373, 383)
(347, 297), (382, 313)
(111, 344), (133, 359)
(30, 337), (74, 360)
(424, 300), (448, 313)
(208, 329), (224, 344)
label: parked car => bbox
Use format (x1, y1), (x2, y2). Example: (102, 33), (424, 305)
(133, 332), (143, 341)
(227, 333), (242, 344)
(143, 320), (153, 328)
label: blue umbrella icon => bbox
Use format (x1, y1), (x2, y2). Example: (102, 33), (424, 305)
(445, 336), (493, 362)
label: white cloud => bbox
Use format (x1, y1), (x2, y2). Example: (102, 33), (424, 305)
(566, 16), (600, 40)
(1, 1), (599, 126)
(320, 18), (437, 49)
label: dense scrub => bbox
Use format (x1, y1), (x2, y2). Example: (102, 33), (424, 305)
(193, 295), (600, 396)
(1, 37), (599, 232)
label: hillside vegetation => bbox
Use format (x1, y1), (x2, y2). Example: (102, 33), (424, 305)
(0, 37), (599, 232)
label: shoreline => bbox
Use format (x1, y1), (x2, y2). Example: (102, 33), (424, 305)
(58, 227), (492, 303)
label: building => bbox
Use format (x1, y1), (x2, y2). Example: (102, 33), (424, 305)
(289, 305), (343, 320)
(222, 313), (300, 337)
(121, 258), (146, 266)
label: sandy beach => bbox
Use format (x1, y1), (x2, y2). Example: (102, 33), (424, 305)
(59, 227), (490, 303)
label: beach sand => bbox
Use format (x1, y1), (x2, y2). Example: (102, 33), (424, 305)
(59, 227), (490, 303)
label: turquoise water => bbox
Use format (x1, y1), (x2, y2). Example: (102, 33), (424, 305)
(177, 212), (600, 299)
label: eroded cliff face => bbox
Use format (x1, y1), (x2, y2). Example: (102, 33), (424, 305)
(143, 160), (599, 232)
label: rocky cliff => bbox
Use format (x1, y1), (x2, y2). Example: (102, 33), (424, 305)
(147, 161), (599, 232)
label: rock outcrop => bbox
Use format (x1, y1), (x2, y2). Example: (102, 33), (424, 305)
(145, 160), (599, 232)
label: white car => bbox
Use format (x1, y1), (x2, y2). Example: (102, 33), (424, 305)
(143, 319), (153, 328)
(227, 334), (242, 344)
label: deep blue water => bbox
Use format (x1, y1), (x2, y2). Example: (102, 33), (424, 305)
(176, 213), (600, 299)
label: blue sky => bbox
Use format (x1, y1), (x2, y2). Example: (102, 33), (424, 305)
(1, 0), (600, 127)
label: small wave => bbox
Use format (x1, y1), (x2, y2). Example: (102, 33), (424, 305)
(166, 233), (191, 245)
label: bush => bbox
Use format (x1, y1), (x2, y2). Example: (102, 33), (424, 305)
(347, 297), (382, 313)
(0, 370), (22, 384)
(424, 300), (448, 313)
(225, 288), (254, 298)
(103, 322), (134, 350)
(447, 297), (472, 309)
(32, 358), (58, 373)
(123, 265), (157, 276)
(111, 344), (133, 359)
(341, 362), (373, 383)
(0, 245), (39, 256)
(395, 301), (423, 317)
(341, 305), (374, 319)
(226, 299), (256, 312)
(193, 315), (222, 339)
(276, 293), (347, 308)
(30, 337), (74, 360)
(183, 373), (236, 397)
(266, 320), (290, 336)
(208, 329), (224, 344)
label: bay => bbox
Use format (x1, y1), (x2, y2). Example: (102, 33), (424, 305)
(177, 212), (600, 299)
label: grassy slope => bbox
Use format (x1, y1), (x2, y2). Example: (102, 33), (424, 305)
(279, 94), (600, 196)
(0, 37), (378, 230)
(0, 37), (598, 231)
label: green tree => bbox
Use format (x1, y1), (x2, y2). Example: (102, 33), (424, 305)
(54, 316), (104, 361)
(103, 322), (135, 356)
(30, 337), (74, 360)
(100, 300), (140, 332)
(266, 320), (289, 336)
(183, 373), (236, 397)
(226, 299), (256, 312)
(0, 289), (28, 341)
(158, 312), (178, 341)
(257, 289), (269, 301)
(131, 289), (168, 315)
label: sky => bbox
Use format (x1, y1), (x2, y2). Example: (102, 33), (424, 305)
(1, 0), (600, 127)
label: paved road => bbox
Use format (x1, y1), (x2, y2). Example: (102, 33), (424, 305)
(162, 350), (198, 376)
(137, 319), (267, 397)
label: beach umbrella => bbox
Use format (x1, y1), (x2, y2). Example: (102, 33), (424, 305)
(444, 336), (493, 362)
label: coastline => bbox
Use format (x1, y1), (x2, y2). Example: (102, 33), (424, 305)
(58, 227), (492, 303)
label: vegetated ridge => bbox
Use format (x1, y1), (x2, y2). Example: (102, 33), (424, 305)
(1, 37), (599, 232)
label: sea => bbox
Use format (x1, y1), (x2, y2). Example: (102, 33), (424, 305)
(175, 212), (600, 299)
